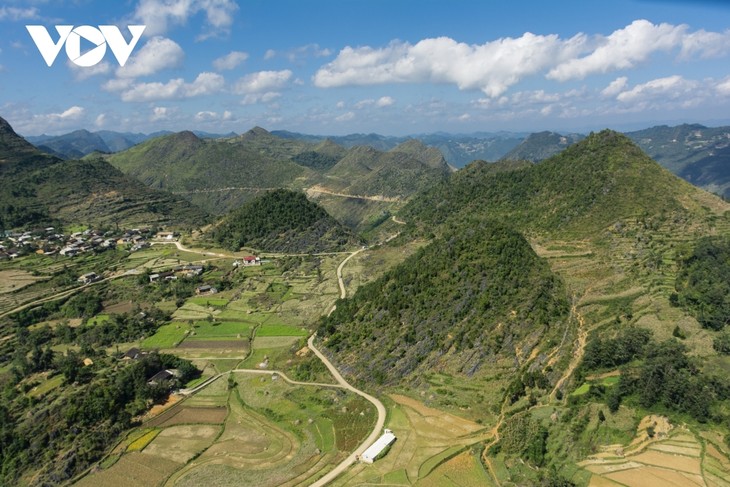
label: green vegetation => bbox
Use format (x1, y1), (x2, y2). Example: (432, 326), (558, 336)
(0, 117), (208, 231)
(674, 236), (730, 330)
(403, 130), (700, 236)
(212, 189), (360, 252)
(0, 350), (198, 485)
(319, 222), (569, 384)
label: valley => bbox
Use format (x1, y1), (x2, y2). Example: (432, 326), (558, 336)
(2, 117), (730, 487)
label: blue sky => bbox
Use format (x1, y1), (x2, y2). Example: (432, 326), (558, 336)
(1, 0), (730, 136)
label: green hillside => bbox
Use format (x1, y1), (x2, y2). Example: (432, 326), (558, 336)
(212, 189), (361, 253)
(0, 117), (208, 230)
(318, 222), (569, 384)
(405, 130), (712, 235)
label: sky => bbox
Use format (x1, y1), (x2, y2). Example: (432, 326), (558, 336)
(1, 0), (730, 136)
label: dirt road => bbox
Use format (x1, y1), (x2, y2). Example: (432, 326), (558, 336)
(307, 333), (387, 487)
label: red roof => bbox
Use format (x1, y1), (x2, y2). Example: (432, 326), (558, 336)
(243, 255), (257, 261)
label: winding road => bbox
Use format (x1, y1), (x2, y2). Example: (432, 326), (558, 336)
(307, 333), (387, 487)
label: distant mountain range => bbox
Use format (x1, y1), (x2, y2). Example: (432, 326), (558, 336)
(0, 117), (208, 230)
(103, 127), (452, 232)
(23, 122), (730, 199)
(26, 129), (236, 159)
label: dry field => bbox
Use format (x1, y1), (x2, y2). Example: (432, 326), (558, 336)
(580, 415), (730, 487)
(0, 269), (47, 293)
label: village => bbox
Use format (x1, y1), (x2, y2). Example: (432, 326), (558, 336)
(0, 226), (181, 261)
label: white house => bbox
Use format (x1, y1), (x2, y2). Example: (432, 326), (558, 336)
(361, 429), (396, 464)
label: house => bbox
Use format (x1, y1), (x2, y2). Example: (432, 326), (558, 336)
(147, 369), (179, 386)
(149, 273), (161, 283)
(243, 255), (261, 266)
(122, 347), (146, 360)
(155, 231), (178, 240)
(179, 265), (204, 277)
(361, 429), (396, 464)
(195, 285), (218, 295)
(77, 272), (100, 284)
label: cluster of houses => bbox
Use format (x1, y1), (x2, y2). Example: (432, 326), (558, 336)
(148, 264), (204, 283)
(122, 347), (181, 386)
(0, 227), (178, 261)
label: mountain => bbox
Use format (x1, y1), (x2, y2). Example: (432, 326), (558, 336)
(405, 130), (717, 235)
(211, 189), (360, 253)
(0, 116), (208, 230)
(318, 222), (569, 384)
(271, 130), (524, 167)
(502, 131), (585, 162)
(626, 123), (730, 197)
(105, 129), (452, 228)
(26, 129), (238, 159)
(105, 129), (314, 215)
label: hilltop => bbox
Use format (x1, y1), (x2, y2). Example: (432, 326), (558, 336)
(404, 130), (717, 235)
(211, 189), (361, 253)
(0, 116), (208, 230)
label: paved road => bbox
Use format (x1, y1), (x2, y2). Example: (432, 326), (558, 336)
(307, 333), (387, 487)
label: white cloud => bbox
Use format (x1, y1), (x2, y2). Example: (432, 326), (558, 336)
(354, 98), (374, 109)
(103, 78), (134, 92)
(193, 110), (235, 122)
(717, 77), (730, 97)
(120, 72), (225, 101)
(601, 76), (629, 97)
(116, 37), (184, 78)
(679, 29), (730, 60)
(151, 106), (171, 121)
(265, 44), (332, 63)
(376, 96), (395, 107)
(213, 50), (248, 70)
(335, 111), (355, 122)
(314, 34), (587, 97)
(336, 101), (345, 109)
(0, 7), (39, 21)
(241, 92), (281, 105)
(95, 114), (107, 128)
(133, 0), (238, 37)
(195, 110), (217, 121)
(549, 20), (685, 81)
(315, 21), (730, 98)
(67, 60), (111, 80)
(616, 75), (698, 103)
(233, 70), (292, 94)
(6, 106), (87, 135)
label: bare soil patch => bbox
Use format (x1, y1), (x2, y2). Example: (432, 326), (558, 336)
(390, 393), (482, 437)
(606, 465), (704, 487)
(103, 300), (138, 314)
(0, 270), (46, 293)
(631, 450), (702, 474)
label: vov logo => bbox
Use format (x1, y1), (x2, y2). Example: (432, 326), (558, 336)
(26, 25), (146, 67)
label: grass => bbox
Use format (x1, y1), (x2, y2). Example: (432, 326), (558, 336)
(126, 429), (160, 452)
(418, 445), (467, 480)
(256, 324), (308, 337)
(571, 383), (591, 396)
(187, 296), (230, 307)
(87, 314), (111, 325)
(141, 323), (190, 349)
(194, 320), (253, 337)
(28, 374), (63, 398)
